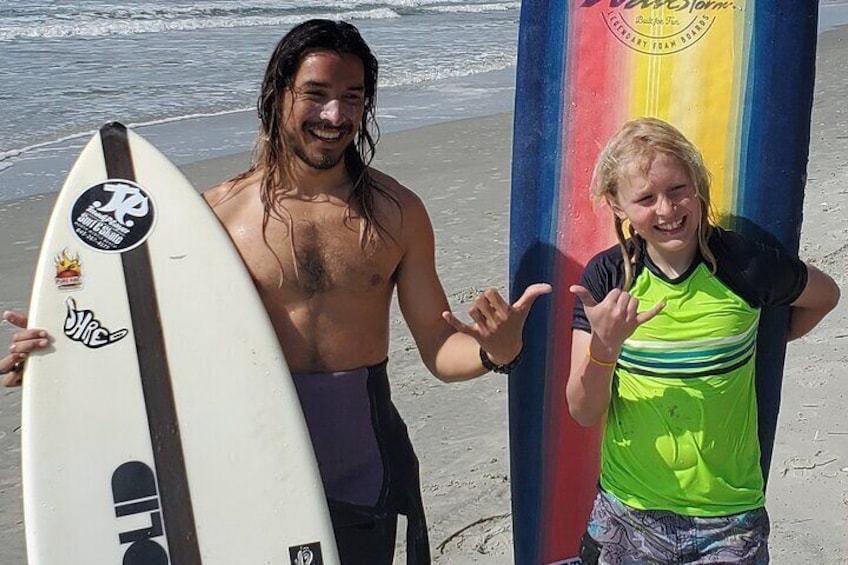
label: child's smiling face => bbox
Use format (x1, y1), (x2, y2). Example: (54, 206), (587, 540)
(611, 152), (702, 274)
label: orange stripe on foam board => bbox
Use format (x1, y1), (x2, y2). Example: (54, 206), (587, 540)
(541, 6), (624, 561)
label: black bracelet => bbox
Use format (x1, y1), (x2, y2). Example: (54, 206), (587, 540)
(479, 346), (522, 374)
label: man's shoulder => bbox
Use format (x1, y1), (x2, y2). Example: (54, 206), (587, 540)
(366, 167), (429, 226)
(368, 167), (419, 202)
(202, 172), (260, 215)
(365, 167), (434, 249)
(202, 182), (228, 206)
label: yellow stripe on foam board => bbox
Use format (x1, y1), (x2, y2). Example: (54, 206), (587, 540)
(626, 3), (751, 219)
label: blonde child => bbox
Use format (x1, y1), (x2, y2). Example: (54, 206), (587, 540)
(567, 117), (840, 564)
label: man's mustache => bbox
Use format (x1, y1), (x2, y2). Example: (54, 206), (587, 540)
(304, 120), (354, 136)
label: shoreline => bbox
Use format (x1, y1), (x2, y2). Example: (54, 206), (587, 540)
(0, 63), (519, 205)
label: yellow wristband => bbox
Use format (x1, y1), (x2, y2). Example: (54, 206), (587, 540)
(587, 345), (617, 367)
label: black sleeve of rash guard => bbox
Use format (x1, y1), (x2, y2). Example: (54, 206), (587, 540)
(710, 227), (808, 307)
(572, 244), (627, 333)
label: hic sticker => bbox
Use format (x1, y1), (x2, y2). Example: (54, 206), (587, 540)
(64, 297), (128, 348)
(289, 542), (324, 565)
(71, 179), (155, 253)
(54, 248), (83, 290)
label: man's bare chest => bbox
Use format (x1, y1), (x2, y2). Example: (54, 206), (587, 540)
(241, 215), (402, 297)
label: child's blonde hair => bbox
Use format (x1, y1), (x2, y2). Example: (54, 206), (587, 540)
(590, 117), (717, 289)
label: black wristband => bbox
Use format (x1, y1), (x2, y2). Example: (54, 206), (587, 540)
(479, 346), (522, 374)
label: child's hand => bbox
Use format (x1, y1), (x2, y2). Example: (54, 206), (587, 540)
(570, 285), (664, 353)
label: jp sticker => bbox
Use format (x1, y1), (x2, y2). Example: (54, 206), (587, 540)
(289, 542), (323, 565)
(64, 298), (128, 349)
(54, 248), (83, 290)
(70, 179), (155, 253)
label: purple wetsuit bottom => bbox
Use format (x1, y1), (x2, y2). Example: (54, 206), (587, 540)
(293, 359), (430, 564)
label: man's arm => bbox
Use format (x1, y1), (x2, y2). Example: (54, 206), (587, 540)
(393, 189), (482, 381)
(393, 187), (550, 382)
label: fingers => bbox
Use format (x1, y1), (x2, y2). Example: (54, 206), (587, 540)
(615, 289), (633, 315)
(454, 285), (552, 332)
(569, 285), (598, 308)
(10, 329), (50, 355)
(513, 283), (553, 311)
(467, 292), (500, 334)
(2, 370), (24, 387)
(1, 312), (43, 388)
(635, 301), (665, 325)
(613, 292), (661, 326)
(443, 287), (514, 339)
(0, 353), (26, 387)
(3, 328), (50, 387)
(442, 311), (474, 335)
(468, 308), (493, 333)
(624, 292), (640, 321)
(444, 283), (552, 343)
(484, 288), (510, 314)
(2, 310), (29, 330)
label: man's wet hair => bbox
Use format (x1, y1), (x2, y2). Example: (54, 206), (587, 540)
(258, 19), (380, 180)
(231, 19), (396, 258)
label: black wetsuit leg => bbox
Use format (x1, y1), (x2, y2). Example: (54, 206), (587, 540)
(332, 508), (398, 565)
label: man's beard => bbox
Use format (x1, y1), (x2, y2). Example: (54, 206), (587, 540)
(284, 122), (354, 171)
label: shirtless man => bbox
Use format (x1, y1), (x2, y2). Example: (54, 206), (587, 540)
(1, 19), (551, 564)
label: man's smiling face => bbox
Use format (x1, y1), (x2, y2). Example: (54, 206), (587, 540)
(280, 50), (366, 171)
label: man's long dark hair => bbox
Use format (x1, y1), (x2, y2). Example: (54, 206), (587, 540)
(236, 19), (395, 247)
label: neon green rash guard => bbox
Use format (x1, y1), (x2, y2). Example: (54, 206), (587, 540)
(572, 228), (808, 517)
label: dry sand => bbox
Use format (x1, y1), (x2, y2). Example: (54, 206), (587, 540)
(1, 26), (846, 565)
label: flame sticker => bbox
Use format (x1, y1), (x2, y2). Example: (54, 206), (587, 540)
(54, 248), (83, 290)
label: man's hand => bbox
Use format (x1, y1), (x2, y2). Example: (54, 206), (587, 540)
(442, 283), (552, 365)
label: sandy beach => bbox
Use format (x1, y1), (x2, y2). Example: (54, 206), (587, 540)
(1, 25), (846, 565)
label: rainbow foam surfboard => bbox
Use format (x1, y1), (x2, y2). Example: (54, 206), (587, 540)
(508, 2), (819, 563)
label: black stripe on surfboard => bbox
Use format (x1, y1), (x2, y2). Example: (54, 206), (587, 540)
(100, 122), (202, 564)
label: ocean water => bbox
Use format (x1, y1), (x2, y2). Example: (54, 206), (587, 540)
(1, 0), (846, 203)
(0, 0), (521, 201)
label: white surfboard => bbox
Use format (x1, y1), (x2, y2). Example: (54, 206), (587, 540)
(21, 122), (339, 565)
